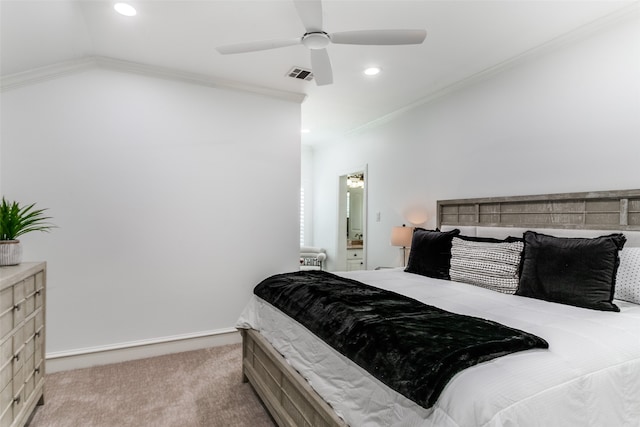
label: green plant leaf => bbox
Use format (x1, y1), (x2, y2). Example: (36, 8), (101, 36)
(0, 197), (56, 240)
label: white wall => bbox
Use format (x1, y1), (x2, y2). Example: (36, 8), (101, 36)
(312, 14), (640, 271)
(1, 68), (301, 354)
(301, 145), (314, 246)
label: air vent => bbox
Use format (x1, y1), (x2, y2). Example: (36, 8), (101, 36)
(287, 67), (314, 81)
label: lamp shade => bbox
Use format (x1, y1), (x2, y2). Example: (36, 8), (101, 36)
(391, 225), (413, 248)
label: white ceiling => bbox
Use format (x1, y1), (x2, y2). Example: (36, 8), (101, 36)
(1, 0), (637, 145)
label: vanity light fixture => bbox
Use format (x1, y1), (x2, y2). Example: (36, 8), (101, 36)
(114, 2), (137, 16)
(364, 67), (381, 76)
(347, 173), (364, 189)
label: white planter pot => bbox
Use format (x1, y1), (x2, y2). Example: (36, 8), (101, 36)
(0, 240), (23, 266)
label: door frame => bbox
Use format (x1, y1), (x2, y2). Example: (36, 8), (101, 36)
(336, 164), (367, 271)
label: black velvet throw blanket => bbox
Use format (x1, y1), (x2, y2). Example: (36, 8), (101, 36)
(254, 270), (548, 409)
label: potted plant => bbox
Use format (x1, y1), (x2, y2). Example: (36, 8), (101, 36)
(0, 197), (55, 266)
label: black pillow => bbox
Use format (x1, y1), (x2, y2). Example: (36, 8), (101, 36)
(516, 231), (626, 312)
(405, 228), (460, 279)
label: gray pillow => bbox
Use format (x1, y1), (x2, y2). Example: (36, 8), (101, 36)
(450, 237), (524, 294)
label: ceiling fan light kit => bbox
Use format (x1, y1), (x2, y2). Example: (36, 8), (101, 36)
(301, 32), (331, 50)
(216, 0), (426, 86)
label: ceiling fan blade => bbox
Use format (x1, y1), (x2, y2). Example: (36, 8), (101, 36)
(294, 0), (323, 32)
(330, 29), (427, 45)
(217, 38), (300, 55)
(310, 48), (333, 86)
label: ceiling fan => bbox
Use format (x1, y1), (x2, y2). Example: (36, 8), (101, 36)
(216, 0), (427, 86)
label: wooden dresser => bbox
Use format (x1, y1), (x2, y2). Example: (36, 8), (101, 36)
(0, 263), (46, 427)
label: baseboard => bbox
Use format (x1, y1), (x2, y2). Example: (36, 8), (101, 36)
(45, 328), (241, 373)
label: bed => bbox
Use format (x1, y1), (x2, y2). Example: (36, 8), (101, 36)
(237, 189), (640, 427)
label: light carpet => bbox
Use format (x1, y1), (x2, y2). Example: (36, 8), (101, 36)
(27, 343), (275, 427)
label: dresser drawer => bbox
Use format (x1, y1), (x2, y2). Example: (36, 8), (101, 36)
(23, 321), (37, 371)
(0, 339), (11, 371)
(12, 331), (25, 382)
(0, 361), (10, 398)
(11, 383), (25, 426)
(35, 274), (44, 312)
(12, 282), (24, 308)
(22, 276), (35, 297)
(24, 276), (42, 318)
(24, 292), (38, 320)
(23, 341), (35, 376)
(12, 366), (23, 393)
(347, 249), (363, 259)
(0, 311), (12, 344)
(23, 317), (35, 339)
(23, 369), (35, 405)
(34, 327), (44, 367)
(0, 288), (12, 317)
(12, 301), (25, 330)
(0, 288), (13, 343)
(12, 281), (25, 328)
(34, 360), (44, 386)
(35, 310), (44, 331)
(0, 337), (11, 397)
(34, 272), (44, 291)
(0, 380), (13, 427)
(23, 276), (38, 320)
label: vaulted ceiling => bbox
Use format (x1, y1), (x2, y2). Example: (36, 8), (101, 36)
(1, 0), (637, 145)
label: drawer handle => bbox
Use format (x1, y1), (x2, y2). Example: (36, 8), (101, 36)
(14, 353), (20, 362)
(35, 367), (40, 374)
(35, 331), (40, 338)
(14, 395), (21, 405)
(35, 290), (41, 296)
(14, 303), (21, 312)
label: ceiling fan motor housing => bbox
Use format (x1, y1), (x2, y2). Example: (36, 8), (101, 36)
(302, 32), (331, 50)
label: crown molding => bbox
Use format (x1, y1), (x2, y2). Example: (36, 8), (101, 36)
(0, 57), (96, 92)
(1, 55), (307, 103)
(93, 56), (307, 103)
(346, 2), (640, 137)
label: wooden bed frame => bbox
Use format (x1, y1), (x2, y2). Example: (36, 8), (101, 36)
(242, 188), (640, 427)
(241, 329), (346, 427)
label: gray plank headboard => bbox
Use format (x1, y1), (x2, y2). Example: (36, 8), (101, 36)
(437, 189), (640, 231)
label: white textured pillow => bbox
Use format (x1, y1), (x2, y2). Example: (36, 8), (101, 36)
(450, 237), (524, 294)
(615, 247), (640, 304)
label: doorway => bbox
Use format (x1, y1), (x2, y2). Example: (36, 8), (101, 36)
(336, 167), (367, 271)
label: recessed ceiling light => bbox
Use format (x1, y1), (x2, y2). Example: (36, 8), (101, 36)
(364, 67), (381, 76)
(114, 3), (137, 17)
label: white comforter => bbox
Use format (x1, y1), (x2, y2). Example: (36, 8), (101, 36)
(237, 269), (640, 427)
